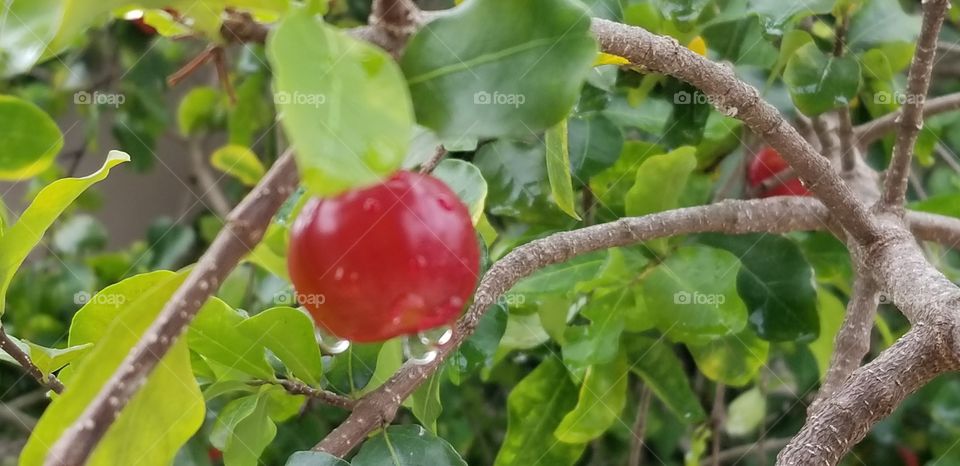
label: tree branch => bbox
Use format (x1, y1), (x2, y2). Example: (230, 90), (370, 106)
(0, 326), (64, 394)
(44, 150), (299, 466)
(275, 379), (356, 411)
(855, 92), (960, 147)
(370, 0), (422, 36)
(810, 272), (879, 411)
(591, 18), (883, 245)
(312, 196), (832, 457)
(878, 0), (950, 214)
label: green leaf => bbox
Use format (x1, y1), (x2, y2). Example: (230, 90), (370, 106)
(510, 251), (608, 297)
(353, 425), (467, 466)
(401, 0), (597, 140)
(188, 298), (275, 381)
(545, 119), (581, 219)
(725, 387), (766, 437)
(494, 358), (585, 466)
(178, 86), (222, 136)
(0, 151), (129, 316)
(769, 30), (814, 83)
(699, 233), (819, 342)
(701, 16), (777, 67)
(747, 0), (834, 31)
(211, 388), (277, 466)
(625, 146), (697, 253)
(783, 42), (861, 116)
(562, 288), (629, 381)
(411, 371), (444, 432)
(568, 114), (623, 183)
(22, 271), (203, 466)
(555, 351), (628, 443)
(0, 95), (63, 179)
(626, 337), (706, 423)
(448, 302), (507, 383)
(0, 336), (91, 378)
(687, 327), (769, 386)
(363, 338), (404, 395)
(475, 139), (560, 222)
(211, 144), (266, 186)
(268, 9), (413, 196)
(237, 306), (323, 386)
(432, 159), (488, 225)
(848, 0), (920, 48)
(327, 342), (383, 395)
(286, 451), (351, 466)
(642, 246), (748, 343)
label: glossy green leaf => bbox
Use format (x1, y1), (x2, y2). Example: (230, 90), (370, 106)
(188, 298), (275, 381)
(401, 0), (597, 140)
(848, 0), (920, 48)
(626, 337), (706, 423)
(0, 95), (62, 179)
(701, 16), (777, 67)
(510, 251), (607, 297)
(688, 327), (769, 387)
(353, 425), (467, 466)
(562, 288), (628, 382)
(699, 233), (819, 342)
(494, 357), (585, 466)
(784, 43), (861, 116)
(211, 388), (277, 466)
(475, 139), (560, 222)
(432, 159), (488, 225)
(362, 338), (404, 395)
(0, 151), (129, 316)
(448, 302), (507, 383)
(642, 246), (748, 343)
(268, 10), (413, 195)
(22, 271), (203, 466)
(590, 141), (663, 216)
(545, 119), (581, 220)
(411, 371), (444, 432)
(770, 30), (814, 83)
(211, 144), (266, 186)
(724, 387), (766, 436)
(626, 146), (697, 253)
(237, 306), (323, 386)
(327, 342), (383, 395)
(747, 0), (833, 31)
(555, 351), (628, 443)
(568, 114), (623, 183)
(178, 86), (222, 136)
(286, 451), (351, 466)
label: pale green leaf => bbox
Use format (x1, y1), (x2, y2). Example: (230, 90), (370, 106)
(236, 306), (323, 386)
(211, 144), (266, 186)
(555, 351), (628, 443)
(545, 118), (580, 219)
(0, 95), (62, 179)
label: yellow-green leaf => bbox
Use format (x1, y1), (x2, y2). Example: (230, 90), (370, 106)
(545, 119), (580, 220)
(211, 144), (266, 186)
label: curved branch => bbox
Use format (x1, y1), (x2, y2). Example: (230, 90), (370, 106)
(855, 92), (960, 147)
(312, 196), (830, 457)
(590, 19), (882, 245)
(44, 151), (300, 466)
(810, 272), (879, 411)
(879, 0), (951, 214)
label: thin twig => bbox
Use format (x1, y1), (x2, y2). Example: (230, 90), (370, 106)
(187, 137), (232, 218)
(699, 438), (792, 465)
(710, 384), (726, 466)
(935, 143), (960, 174)
(856, 92), (960, 146)
(628, 385), (652, 466)
(0, 327), (64, 394)
(419, 145), (447, 174)
(166, 45), (217, 88)
(275, 379), (356, 411)
(877, 0), (951, 214)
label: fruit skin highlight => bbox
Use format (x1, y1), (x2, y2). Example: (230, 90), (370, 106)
(288, 170), (481, 343)
(747, 146), (811, 198)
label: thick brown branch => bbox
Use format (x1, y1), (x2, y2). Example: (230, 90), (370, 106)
(591, 18), (883, 245)
(811, 272), (879, 411)
(370, 0), (422, 36)
(855, 92), (960, 147)
(312, 196), (831, 457)
(879, 0), (950, 214)
(44, 151), (299, 466)
(777, 325), (959, 465)
(0, 326), (64, 394)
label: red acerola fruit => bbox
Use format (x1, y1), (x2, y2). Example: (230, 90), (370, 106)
(287, 170), (480, 343)
(747, 146), (811, 198)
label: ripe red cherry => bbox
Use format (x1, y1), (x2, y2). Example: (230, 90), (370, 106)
(287, 170), (480, 343)
(747, 147), (811, 198)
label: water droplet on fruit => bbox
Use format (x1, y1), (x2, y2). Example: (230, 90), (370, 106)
(414, 255), (427, 268)
(448, 296), (464, 309)
(362, 198), (380, 212)
(404, 335), (438, 365)
(333, 267), (345, 281)
(418, 325), (453, 346)
(316, 328), (350, 354)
